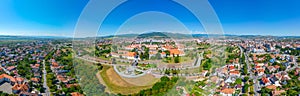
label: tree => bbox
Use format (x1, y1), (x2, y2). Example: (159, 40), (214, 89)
(171, 77), (179, 83)
(242, 66), (248, 75)
(174, 55), (180, 63)
(155, 53), (162, 60)
(235, 78), (243, 85)
(243, 84), (250, 93)
(165, 69), (170, 75)
(135, 76), (179, 96)
(260, 87), (271, 95)
(244, 76), (249, 82)
(111, 58), (117, 64)
(160, 76), (170, 81)
(171, 69), (180, 75)
(203, 59), (212, 70)
(164, 50), (170, 57)
(287, 89), (298, 96)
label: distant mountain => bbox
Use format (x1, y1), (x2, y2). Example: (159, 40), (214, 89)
(97, 32), (300, 40)
(1, 32), (299, 40)
(136, 32), (169, 38)
(99, 32), (209, 39)
(0, 35), (69, 40)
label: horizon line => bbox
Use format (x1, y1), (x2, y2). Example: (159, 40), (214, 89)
(1, 32), (300, 39)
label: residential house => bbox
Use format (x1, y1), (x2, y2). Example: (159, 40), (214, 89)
(220, 88), (235, 96)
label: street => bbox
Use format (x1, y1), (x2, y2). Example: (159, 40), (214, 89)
(42, 60), (50, 96)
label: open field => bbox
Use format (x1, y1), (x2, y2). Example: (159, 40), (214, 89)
(99, 65), (158, 95)
(122, 74), (159, 86)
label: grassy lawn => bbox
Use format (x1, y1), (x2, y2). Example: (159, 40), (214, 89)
(99, 65), (157, 95)
(83, 47), (95, 53)
(180, 67), (201, 74)
(116, 61), (131, 65)
(162, 56), (193, 64)
(98, 56), (111, 61)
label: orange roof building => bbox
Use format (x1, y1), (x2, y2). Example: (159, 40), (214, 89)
(6, 66), (16, 71)
(70, 92), (84, 96)
(266, 85), (277, 90)
(52, 62), (59, 68)
(262, 77), (270, 84)
(30, 78), (40, 83)
(229, 71), (240, 75)
(220, 88), (235, 95)
(66, 84), (79, 88)
(228, 65), (235, 71)
(169, 49), (184, 56)
(0, 74), (16, 83)
(127, 52), (136, 57)
(12, 83), (29, 93)
(272, 90), (285, 96)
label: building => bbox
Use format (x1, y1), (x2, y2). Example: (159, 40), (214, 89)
(220, 88), (235, 96)
(0, 74), (29, 94)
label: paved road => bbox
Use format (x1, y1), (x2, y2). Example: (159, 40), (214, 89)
(42, 60), (50, 96)
(246, 53), (260, 96)
(240, 47), (300, 96)
(76, 51), (205, 78)
(194, 52), (204, 67)
(239, 46), (259, 96)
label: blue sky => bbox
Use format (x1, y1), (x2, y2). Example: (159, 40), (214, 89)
(0, 0), (300, 37)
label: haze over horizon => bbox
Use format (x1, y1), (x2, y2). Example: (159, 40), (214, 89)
(0, 0), (300, 37)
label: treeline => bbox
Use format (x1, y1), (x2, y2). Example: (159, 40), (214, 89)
(277, 46), (300, 56)
(74, 60), (109, 96)
(202, 59), (212, 71)
(45, 48), (84, 95)
(0, 91), (17, 96)
(95, 44), (111, 57)
(164, 69), (180, 75)
(140, 46), (150, 60)
(16, 56), (35, 79)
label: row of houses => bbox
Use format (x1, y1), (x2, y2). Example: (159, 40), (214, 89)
(0, 41), (50, 95)
(49, 49), (83, 96)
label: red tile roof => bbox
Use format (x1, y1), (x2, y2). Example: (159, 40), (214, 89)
(229, 71), (240, 75)
(0, 74), (16, 82)
(266, 85), (276, 90)
(169, 49), (183, 55)
(16, 77), (24, 82)
(6, 66), (16, 71)
(274, 65), (280, 69)
(127, 52), (136, 57)
(12, 83), (29, 92)
(30, 78), (40, 82)
(220, 88), (235, 94)
(262, 77), (269, 84)
(229, 66), (235, 70)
